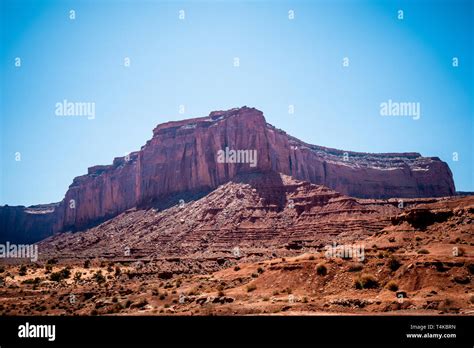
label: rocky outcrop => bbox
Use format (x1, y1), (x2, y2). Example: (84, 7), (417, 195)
(0, 204), (62, 244)
(0, 106), (455, 243)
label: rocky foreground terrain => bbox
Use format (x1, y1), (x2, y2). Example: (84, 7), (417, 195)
(0, 173), (472, 315)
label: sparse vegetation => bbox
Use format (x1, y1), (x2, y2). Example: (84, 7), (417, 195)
(73, 271), (82, 282)
(316, 263), (327, 276)
(387, 256), (401, 272)
(377, 251), (388, 259)
(354, 274), (379, 289)
(386, 281), (399, 291)
(455, 247), (466, 257)
(18, 265), (27, 276)
(417, 249), (430, 254)
(22, 277), (41, 285)
(50, 267), (71, 282)
(234, 266), (240, 271)
(246, 284), (257, 292)
(114, 267), (121, 277)
(93, 270), (106, 284)
(348, 263), (363, 272)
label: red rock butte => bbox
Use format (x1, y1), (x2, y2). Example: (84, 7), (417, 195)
(0, 106), (455, 243)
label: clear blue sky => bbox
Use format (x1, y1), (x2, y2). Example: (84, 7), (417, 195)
(1, 0), (473, 206)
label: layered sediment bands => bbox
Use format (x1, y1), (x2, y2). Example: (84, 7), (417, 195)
(37, 173), (403, 259)
(0, 106), (455, 242)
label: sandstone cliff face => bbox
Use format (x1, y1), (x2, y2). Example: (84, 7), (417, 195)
(0, 106), (455, 242)
(0, 204), (62, 244)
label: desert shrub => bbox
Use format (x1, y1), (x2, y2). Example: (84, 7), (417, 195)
(22, 277), (41, 285)
(234, 266), (241, 271)
(46, 258), (58, 265)
(387, 256), (401, 272)
(83, 260), (91, 268)
(386, 281), (399, 291)
(19, 265), (27, 276)
(354, 274), (379, 289)
(388, 237), (396, 243)
(159, 294), (166, 300)
(93, 270), (106, 284)
(418, 249), (430, 255)
(114, 267), (121, 277)
(74, 272), (82, 282)
(439, 298), (455, 312)
(187, 287), (199, 296)
(107, 265), (114, 273)
(50, 267), (71, 282)
(247, 284), (257, 292)
(316, 263), (327, 276)
(251, 273), (259, 278)
(257, 267), (264, 274)
(272, 290), (279, 296)
(309, 255), (315, 260)
(348, 263), (363, 272)
(415, 236), (423, 241)
(455, 247), (466, 257)
(218, 290), (225, 297)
